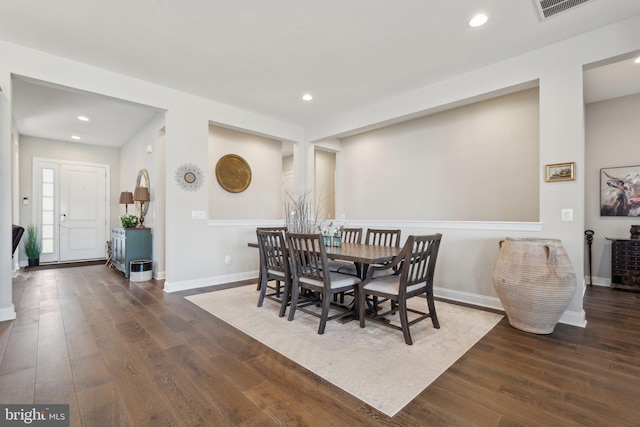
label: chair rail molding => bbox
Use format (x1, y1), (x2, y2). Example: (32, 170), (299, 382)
(206, 219), (543, 232)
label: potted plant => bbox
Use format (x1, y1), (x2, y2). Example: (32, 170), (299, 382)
(120, 213), (139, 228)
(24, 224), (42, 267)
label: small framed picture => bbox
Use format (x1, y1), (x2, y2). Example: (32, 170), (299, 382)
(546, 162), (575, 182)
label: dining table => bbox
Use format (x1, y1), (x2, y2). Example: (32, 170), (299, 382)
(322, 242), (402, 279)
(248, 240), (402, 279)
(250, 238), (404, 323)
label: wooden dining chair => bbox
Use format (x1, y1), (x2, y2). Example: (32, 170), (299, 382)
(256, 226), (288, 291)
(287, 232), (360, 334)
(365, 228), (401, 247)
(358, 233), (442, 345)
(328, 227), (363, 275)
(256, 228), (291, 317)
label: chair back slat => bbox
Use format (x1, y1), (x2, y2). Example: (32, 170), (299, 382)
(256, 229), (289, 275)
(287, 232), (327, 283)
(365, 228), (401, 247)
(341, 227), (362, 244)
(400, 234), (442, 290)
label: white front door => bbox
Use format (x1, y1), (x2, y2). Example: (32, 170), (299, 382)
(34, 159), (109, 263)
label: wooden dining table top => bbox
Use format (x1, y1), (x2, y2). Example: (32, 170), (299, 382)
(248, 241), (402, 265)
(323, 242), (401, 264)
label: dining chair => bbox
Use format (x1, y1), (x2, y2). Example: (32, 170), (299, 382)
(365, 228), (401, 247)
(256, 228), (291, 317)
(287, 232), (360, 334)
(256, 226), (288, 291)
(358, 233), (442, 345)
(328, 227), (363, 275)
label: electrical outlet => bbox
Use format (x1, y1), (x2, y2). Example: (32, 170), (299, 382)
(192, 210), (206, 219)
(561, 209), (573, 221)
(224, 255), (231, 265)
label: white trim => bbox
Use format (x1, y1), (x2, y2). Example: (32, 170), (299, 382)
(154, 270), (166, 280)
(559, 309), (587, 328)
(585, 275), (610, 287)
(32, 157), (111, 262)
(435, 285), (586, 329)
(206, 219), (543, 232)
(12, 260), (19, 277)
(352, 220), (543, 232)
(208, 219), (286, 228)
(434, 286), (503, 311)
(0, 304), (16, 322)
(164, 270), (258, 293)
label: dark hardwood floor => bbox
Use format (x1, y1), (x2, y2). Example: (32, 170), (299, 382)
(2, 265), (640, 426)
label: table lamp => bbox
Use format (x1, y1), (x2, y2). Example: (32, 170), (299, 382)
(119, 191), (134, 213)
(133, 186), (150, 227)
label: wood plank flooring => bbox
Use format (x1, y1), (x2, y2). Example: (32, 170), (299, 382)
(2, 265), (640, 426)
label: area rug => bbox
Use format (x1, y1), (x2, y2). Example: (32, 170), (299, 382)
(186, 285), (503, 417)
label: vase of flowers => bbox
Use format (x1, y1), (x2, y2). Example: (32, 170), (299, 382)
(120, 213), (139, 228)
(318, 222), (343, 247)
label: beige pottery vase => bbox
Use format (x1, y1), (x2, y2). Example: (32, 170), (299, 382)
(492, 237), (576, 334)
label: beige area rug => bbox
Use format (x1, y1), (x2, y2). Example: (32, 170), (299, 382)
(186, 285), (503, 417)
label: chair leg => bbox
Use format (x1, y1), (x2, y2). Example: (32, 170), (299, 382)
(318, 292), (331, 334)
(257, 275), (268, 307)
(359, 289), (366, 328)
(426, 290), (440, 329)
(398, 298), (413, 345)
(287, 283), (300, 321)
(278, 280), (291, 318)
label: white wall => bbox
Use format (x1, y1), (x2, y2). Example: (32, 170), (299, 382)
(340, 88), (540, 222)
(314, 148), (336, 220)
(2, 15), (640, 327)
(0, 87), (14, 320)
(208, 125), (283, 220)
(119, 113), (166, 278)
(0, 39), (304, 306)
(585, 93), (640, 285)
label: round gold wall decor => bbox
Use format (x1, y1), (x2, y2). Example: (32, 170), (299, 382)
(215, 154), (252, 193)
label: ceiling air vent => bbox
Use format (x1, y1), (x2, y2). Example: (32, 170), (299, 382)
(534, 0), (595, 20)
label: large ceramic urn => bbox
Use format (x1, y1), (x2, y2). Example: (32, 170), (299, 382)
(492, 237), (576, 334)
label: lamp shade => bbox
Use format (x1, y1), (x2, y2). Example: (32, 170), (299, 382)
(119, 191), (134, 204)
(133, 186), (150, 202)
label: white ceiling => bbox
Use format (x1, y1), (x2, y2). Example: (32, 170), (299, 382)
(4, 0), (640, 147)
(12, 77), (163, 147)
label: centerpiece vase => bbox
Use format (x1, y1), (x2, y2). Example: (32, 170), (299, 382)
(492, 237), (576, 334)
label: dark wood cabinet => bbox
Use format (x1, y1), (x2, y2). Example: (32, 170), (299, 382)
(608, 238), (640, 290)
(112, 228), (151, 278)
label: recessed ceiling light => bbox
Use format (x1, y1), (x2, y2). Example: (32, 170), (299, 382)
(302, 94), (313, 101)
(77, 116), (90, 121)
(469, 14), (488, 27)
(71, 135), (81, 140)
(634, 57), (640, 64)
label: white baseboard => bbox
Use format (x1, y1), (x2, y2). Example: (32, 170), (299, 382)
(0, 304), (16, 322)
(584, 275), (610, 287)
(435, 285), (587, 329)
(154, 270), (166, 280)
(167, 274), (587, 329)
(434, 286), (503, 311)
(164, 270), (258, 293)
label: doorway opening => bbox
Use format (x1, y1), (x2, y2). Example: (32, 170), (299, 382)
(33, 158), (109, 264)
